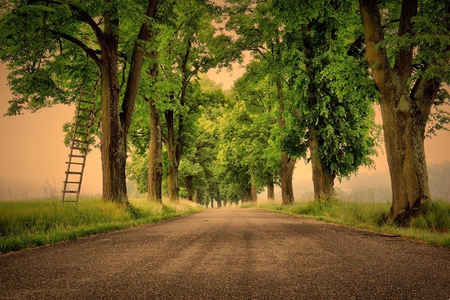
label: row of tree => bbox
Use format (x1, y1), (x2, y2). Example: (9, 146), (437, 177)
(1, 0), (449, 224)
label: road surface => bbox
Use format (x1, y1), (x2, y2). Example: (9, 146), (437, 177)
(1, 209), (449, 299)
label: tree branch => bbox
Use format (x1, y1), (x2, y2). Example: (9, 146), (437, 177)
(394, 0), (418, 83)
(51, 30), (101, 66)
(121, 0), (159, 133)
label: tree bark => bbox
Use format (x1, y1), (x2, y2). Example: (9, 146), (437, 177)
(280, 152), (296, 205)
(193, 189), (198, 203)
(99, 9), (129, 205)
(165, 110), (179, 202)
(309, 128), (335, 200)
(97, 0), (158, 205)
(186, 175), (193, 201)
(267, 181), (275, 200)
(277, 78), (296, 205)
(147, 95), (163, 203)
(251, 183), (258, 203)
(359, 0), (436, 224)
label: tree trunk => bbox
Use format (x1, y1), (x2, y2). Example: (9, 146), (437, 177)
(251, 183), (258, 202)
(147, 95), (163, 203)
(280, 152), (296, 205)
(165, 110), (179, 202)
(186, 176), (193, 201)
(267, 181), (275, 200)
(241, 188), (252, 203)
(380, 93), (431, 224)
(98, 0), (158, 205)
(359, 0), (436, 224)
(277, 78), (296, 205)
(99, 24), (129, 205)
(210, 198), (214, 208)
(309, 128), (335, 200)
(193, 189), (198, 203)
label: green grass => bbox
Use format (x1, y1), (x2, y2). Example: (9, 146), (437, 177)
(247, 200), (450, 247)
(0, 197), (203, 254)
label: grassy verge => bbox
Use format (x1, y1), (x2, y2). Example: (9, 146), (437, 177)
(0, 197), (203, 254)
(243, 200), (450, 247)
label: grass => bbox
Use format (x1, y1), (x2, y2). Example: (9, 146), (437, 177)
(0, 197), (203, 254)
(245, 199), (450, 247)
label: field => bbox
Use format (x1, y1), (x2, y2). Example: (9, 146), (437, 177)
(0, 197), (203, 254)
(243, 199), (450, 247)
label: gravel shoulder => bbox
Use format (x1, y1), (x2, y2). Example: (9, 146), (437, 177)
(1, 208), (449, 299)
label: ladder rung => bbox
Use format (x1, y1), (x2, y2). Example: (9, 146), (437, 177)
(71, 155), (85, 158)
(72, 147), (86, 151)
(62, 191), (78, 194)
(64, 181), (80, 184)
(66, 161), (83, 165)
(73, 139), (87, 143)
(78, 108), (92, 113)
(66, 171), (82, 175)
(78, 116), (90, 121)
(80, 98), (94, 103)
(62, 200), (77, 202)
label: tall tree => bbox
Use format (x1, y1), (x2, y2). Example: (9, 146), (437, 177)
(226, 0), (297, 205)
(274, 0), (379, 200)
(151, 0), (237, 201)
(359, 0), (450, 224)
(0, 0), (159, 205)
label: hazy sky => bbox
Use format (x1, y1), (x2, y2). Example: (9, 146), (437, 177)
(1, 58), (449, 199)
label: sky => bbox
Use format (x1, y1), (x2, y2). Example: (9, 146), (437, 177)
(1, 57), (450, 200)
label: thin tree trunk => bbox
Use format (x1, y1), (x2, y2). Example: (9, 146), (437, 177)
(280, 152), (296, 205)
(147, 95), (163, 203)
(165, 110), (179, 202)
(251, 183), (258, 202)
(277, 78), (296, 205)
(186, 176), (193, 201)
(193, 189), (198, 203)
(267, 181), (275, 200)
(309, 128), (335, 200)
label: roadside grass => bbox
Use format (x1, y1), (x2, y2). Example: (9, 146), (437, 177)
(246, 200), (450, 247)
(0, 197), (203, 254)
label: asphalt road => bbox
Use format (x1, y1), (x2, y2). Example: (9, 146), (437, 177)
(1, 208), (449, 299)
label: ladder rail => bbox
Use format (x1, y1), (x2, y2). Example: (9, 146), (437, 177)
(62, 76), (99, 203)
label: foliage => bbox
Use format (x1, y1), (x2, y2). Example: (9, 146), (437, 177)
(273, 0), (380, 180)
(0, 197), (203, 254)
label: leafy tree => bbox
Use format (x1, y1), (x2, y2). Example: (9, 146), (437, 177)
(233, 62), (281, 200)
(225, 0), (297, 205)
(0, 0), (160, 205)
(146, 0), (238, 202)
(273, 0), (379, 200)
(359, 0), (450, 223)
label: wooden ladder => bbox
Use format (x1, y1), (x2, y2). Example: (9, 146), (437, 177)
(62, 78), (99, 203)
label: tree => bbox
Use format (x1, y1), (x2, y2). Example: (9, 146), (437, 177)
(233, 62), (281, 200)
(149, 0), (238, 202)
(0, 0), (160, 205)
(359, 0), (450, 224)
(274, 0), (379, 200)
(225, 0), (297, 205)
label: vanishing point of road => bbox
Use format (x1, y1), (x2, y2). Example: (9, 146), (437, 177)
(1, 209), (449, 299)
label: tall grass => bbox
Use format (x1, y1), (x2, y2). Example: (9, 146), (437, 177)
(0, 197), (203, 253)
(249, 199), (450, 247)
